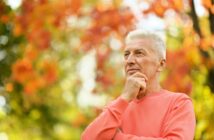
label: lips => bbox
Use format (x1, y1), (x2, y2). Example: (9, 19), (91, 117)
(127, 69), (140, 73)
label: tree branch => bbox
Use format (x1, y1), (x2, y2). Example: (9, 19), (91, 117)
(188, 0), (202, 37)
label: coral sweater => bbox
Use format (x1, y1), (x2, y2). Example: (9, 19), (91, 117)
(81, 89), (196, 140)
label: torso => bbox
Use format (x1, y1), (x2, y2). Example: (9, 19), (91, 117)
(120, 90), (189, 137)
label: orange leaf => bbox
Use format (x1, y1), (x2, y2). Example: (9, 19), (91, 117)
(200, 37), (212, 51)
(28, 28), (51, 50)
(13, 24), (23, 37)
(149, 1), (168, 17)
(41, 60), (58, 85)
(201, 0), (212, 9)
(12, 58), (34, 84)
(0, 15), (9, 23)
(169, 0), (184, 12)
(22, 0), (35, 13)
(70, 0), (82, 14)
(24, 44), (39, 61)
(5, 83), (13, 93)
(24, 77), (45, 94)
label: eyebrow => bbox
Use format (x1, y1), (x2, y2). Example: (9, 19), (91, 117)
(124, 49), (147, 53)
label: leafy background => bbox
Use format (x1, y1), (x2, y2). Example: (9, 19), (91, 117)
(0, 0), (213, 139)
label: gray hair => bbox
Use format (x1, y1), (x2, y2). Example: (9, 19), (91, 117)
(125, 29), (166, 60)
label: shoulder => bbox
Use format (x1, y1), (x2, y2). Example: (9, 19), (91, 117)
(161, 90), (193, 109)
(162, 90), (194, 112)
(162, 90), (191, 101)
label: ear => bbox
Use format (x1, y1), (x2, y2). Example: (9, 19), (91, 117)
(157, 59), (166, 72)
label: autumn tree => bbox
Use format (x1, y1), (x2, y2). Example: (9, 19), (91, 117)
(0, 0), (133, 139)
(0, 0), (213, 139)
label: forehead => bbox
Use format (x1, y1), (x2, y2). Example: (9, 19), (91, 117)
(124, 38), (155, 52)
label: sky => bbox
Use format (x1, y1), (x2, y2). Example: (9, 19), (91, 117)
(5, 0), (22, 9)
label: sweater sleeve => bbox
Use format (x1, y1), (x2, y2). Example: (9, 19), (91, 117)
(114, 95), (196, 140)
(81, 97), (129, 140)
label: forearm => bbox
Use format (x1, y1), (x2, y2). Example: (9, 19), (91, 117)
(81, 97), (128, 140)
(114, 97), (195, 140)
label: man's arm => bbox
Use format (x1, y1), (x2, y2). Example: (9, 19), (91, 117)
(113, 97), (196, 140)
(81, 72), (147, 140)
(81, 97), (129, 140)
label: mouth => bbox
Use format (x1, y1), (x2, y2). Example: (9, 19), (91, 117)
(127, 69), (140, 74)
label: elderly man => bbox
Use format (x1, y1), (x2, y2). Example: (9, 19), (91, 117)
(81, 29), (196, 140)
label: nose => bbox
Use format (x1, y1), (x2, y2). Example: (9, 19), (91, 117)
(126, 53), (136, 65)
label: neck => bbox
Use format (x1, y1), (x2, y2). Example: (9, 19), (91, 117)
(146, 77), (162, 95)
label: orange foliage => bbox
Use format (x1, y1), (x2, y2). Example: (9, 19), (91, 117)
(5, 83), (14, 92)
(80, 6), (133, 89)
(13, 23), (23, 37)
(70, 0), (82, 14)
(41, 60), (58, 85)
(200, 36), (213, 51)
(94, 46), (115, 89)
(96, 72), (113, 89)
(0, 2), (4, 14)
(22, 0), (35, 13)
(27, 28), (51, 50)
(13, 0), (71, 49)
(12, 57), (58, 94)
(96, 46), (111, 70)
(201, 0), (212, 9)
(143, 0), (184, 17)
(12, 58), (34, 84)
(163, 49), (193, 94)
(96, 73), (114, 89)
(144, 0), (168, 17)
(82, 7), (133, 50)
(24, 77), (45, 94)
(168, 0), (184, 12)
(24, 44), (39, 61)
(92, 8), (130, 29)
(9, 0), (83, 95)
(0, 15), (9, 23)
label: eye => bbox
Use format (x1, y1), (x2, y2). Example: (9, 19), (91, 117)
(124, 52), (129, 58)
(136, 51), (145, 56)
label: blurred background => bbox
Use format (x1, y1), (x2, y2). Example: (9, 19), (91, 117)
(0, 0), (214, 139)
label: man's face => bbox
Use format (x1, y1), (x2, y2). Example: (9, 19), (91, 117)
(124, 38), (161, 81)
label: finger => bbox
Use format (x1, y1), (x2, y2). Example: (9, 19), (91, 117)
(127, 72), (147, 81)
(135, 78), (146, 90)
(131, 72), (148, 81)
(131, 77), (147, 88)
(134, 76), (146, 82)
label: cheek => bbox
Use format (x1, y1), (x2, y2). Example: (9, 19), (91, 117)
(139, 58), (154, 66)
(138, 58), (157, 71)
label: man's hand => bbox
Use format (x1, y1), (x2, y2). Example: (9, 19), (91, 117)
(121, 72), (147, 102)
